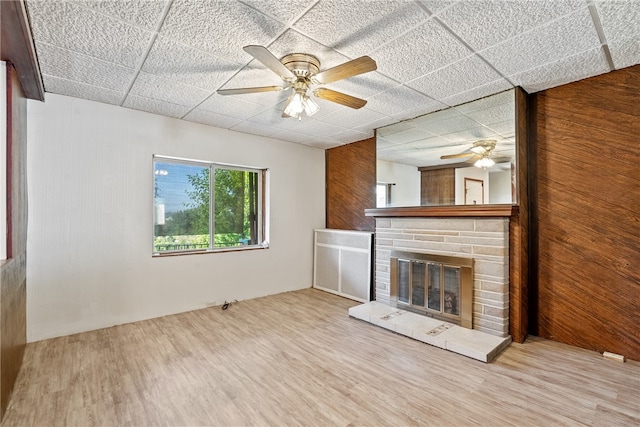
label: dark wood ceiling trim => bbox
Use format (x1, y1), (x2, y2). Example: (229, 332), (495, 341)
(365, 204), (517, 218)
(1, 0), (44, 101)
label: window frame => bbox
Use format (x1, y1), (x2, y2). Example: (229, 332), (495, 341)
(152, 155), (269, 256)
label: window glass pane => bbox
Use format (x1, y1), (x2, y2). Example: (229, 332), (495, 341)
(428, 263), (441, 311)
(398, 260), (410, 304)
(411, 261), (425, 307)
(214, 168), (258, 248)
(154, 161), (210, 252)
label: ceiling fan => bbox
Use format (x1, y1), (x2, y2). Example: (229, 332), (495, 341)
(216, 45), (377, 119)
(440, 139), (497, 168)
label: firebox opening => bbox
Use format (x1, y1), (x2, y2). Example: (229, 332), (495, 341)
(390, 251), (473, 329)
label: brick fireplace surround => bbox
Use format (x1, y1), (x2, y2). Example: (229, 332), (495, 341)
(374, 216), (509, 337)
(350, 205), (514, 362)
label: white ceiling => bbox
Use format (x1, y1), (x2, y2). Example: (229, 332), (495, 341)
(25, 0), (640, 151)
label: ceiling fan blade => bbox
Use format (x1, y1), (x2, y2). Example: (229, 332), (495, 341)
(217, 86), (283, 95)
(313, 88), (367, 109)
(312, 56), (377, 84)
(243, 45), (295, 80)
(440, 152), (473, 160)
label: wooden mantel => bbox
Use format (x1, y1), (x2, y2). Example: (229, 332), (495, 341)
(365, 204), (518, 218)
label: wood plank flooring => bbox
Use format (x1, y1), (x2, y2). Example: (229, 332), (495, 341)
(2, 288), (639, 426)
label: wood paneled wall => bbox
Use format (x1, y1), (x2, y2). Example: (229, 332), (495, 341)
(325, 137), (376, 231)
(420, 168), (455, 205)
(533, 65), (640, 360)
(0, 64), (28, 419)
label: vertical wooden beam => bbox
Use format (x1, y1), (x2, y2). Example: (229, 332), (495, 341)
(509, 87), (530, 343)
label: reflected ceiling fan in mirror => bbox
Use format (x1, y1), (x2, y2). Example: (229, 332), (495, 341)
(440, 139), (497, 168)
(216, 45), (377, 119)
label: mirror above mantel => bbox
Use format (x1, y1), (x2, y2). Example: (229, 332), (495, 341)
(376, 89), (517, 207)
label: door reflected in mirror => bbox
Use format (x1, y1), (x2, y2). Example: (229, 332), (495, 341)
(376, 89), (516, 207)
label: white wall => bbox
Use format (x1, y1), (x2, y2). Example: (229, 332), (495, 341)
(489, 169), (512, 204)
(26, 94), (326, 342)
(376, 159), (420, 206)
(455, 166), (489, 205)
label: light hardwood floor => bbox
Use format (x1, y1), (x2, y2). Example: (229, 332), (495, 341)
(2, 288), (639, 426)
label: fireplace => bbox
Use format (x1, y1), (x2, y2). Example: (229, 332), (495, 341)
(390, 251), (473, 328)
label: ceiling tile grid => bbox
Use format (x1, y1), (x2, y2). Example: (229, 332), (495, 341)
(27, 1), (154, 68)
(42, 76), (126, 106)
(141, 36), (243, 92)
(407, 54), (507, 100)
(71, 0), (169, 30)
(292, 0), (431, 58)
(23, 0), (640, 152)
(128, 71), (211, 107)
(122, 94), (191, 119)
(479, 8), (602, 78)
(183, 109), (243, 129)
(36, 42), (136, 92)
(159, 0), (285, 63)
(594, 0), (640, 69)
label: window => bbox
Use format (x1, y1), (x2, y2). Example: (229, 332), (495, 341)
(153, 156), (268, 254)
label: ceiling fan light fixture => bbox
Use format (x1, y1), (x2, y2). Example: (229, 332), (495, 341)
(284, 90), (306, 118)
(474, 157), (495, 169)
(304, 95), (319, 116)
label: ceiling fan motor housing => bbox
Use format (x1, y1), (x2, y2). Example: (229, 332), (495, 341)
(281, 53), (320, 78)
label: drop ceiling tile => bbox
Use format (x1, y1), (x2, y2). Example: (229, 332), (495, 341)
(595, 1), (640, 69)
(480, 9), (601, 77)
(198, 95), (271, 120)
(142, 36), (243, 91)
(42, 75), (125, 105)
(160, 0), (285, 63)
(408, 55), (506, 101)
(230, 121), (280, 138)
(354, 115), (398, 135)
(484, 120), (516, 138)
(381, 126), (436, 145)
(417, 1), (457, 15)
(293, 0), (430, 57)
(27, 1), (153, 68)
(437, 0), (584, 51)
(329, 129), (372, 144)
(301, 138), (340, 149)
(183, 109), (243, 129)
(240, 0), (317, 24)
(317, 107), (389, 129)
(459, 100), (514, 126)
(441, 79), (512, 108)
(71, 0), (169, 30)
(123, 94), (191, 118)
(453, 89), (514, 114)
(511, 47), (611, 94)
(286, 118), (349, 137)
(372, 19), (472, 82)
(269, 129), (315, 144)
(390, 101), (448, 122)
(130, 72), (211, 107)
(37, 43), (135, 92)
(328, 72), (398, 101)
(412, 110), (487, 135)
(366, 85), (441, 116)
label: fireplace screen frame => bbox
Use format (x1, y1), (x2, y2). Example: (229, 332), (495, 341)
(389, 251), (473, 328)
